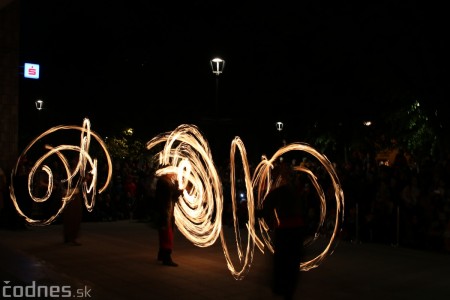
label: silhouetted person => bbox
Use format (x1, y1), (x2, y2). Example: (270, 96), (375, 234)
(155, 172), (182, 267)
(123, 175), (137, 220)
(63, 185), (83, 246)
(62, 160), (85, 246)
(261, 164), (307, 300)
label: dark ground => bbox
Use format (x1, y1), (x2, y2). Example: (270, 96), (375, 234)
(1, 220), (449, 300)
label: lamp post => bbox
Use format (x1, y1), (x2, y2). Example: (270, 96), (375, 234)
(35, 99), (44, 111)
(276, 121), (286, 146)
(210, 57), (225, 116)
(275, 121), (284, 132)
(35, 99), (44, 129)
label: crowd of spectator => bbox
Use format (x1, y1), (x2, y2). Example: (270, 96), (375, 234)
(336, 147), (450, 253)
(1, 145), (450, 254)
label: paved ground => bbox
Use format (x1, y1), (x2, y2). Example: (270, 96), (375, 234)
(1, 220), (450, 300)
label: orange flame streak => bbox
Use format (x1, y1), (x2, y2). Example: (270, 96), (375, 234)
(10, 120), (343, 280)
(252, 143), (344, 272)
(9, 118), (112, 226)
(147, 124), (223, 248)
(148, 125), (344, 279)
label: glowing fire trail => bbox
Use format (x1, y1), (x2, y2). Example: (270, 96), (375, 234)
(251, 142), (344, 272)
(10, 120), (343, 280)
(9, 119), (112, 226)
(146, 124), (223, 248)
(148, 124), (344, 280)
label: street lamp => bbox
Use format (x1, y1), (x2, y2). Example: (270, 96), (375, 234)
(275, 121), (286, 146)
(210, 57), (225, 115)
(275, 121), (284, 132)
(35, 99), (44, 110)
(35, 99), (44, 131)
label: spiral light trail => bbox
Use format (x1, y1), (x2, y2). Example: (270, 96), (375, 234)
(9, 118), (112, 226)
(146, 124), (223, 248)
(9, 120), (343, 280)
(147, 124), (345, 279)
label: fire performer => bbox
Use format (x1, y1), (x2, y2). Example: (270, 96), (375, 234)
(155, 172), (182, 267)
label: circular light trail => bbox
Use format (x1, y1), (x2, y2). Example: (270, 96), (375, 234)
(10, 120), (344, 280)
(9, 118), (112, 226)
(147, 124), (344, 279)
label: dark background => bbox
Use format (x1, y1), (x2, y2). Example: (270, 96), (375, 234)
(18, 1), (447, 157)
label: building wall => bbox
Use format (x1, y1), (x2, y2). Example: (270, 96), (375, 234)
(0, 0), (19, 173)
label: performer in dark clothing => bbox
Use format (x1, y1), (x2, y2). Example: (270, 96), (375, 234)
(63, 187), (83, 246)
(155, 172), (182, 267)
(261, 165), (307, 300)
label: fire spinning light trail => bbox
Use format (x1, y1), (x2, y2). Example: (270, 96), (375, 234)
(251, 142), (344, 272)
(9, 118), (112, 226)
(146, 124), (223, 248)
(10, 120), (343, 280)
(148, 124), (344, 280)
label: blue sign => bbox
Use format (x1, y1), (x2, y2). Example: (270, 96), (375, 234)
(24, 63), (40, 79)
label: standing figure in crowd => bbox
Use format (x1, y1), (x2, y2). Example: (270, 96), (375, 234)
(62, 159), (89, 246)
(155, 172), (182, 267)
(260, 163), (307, 300)
(63, 184), (83, 246)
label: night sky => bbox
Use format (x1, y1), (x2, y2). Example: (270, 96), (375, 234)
(19, 1), (447, 152)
